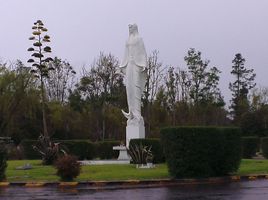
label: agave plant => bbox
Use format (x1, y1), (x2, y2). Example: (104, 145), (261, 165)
(127, 143), (153, 165)
(33, 135), (65, 165)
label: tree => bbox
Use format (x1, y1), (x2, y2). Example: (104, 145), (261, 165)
(229, 53), (256, 124)
(76, 52), (125, 140)
(45, 57), (76, 104)
(143, 50), (164, 135)
(165, 66), (179, 125)
(184, 48), (223, 105)
(27, 20), (53, 137)
(0, 61), (36, 141)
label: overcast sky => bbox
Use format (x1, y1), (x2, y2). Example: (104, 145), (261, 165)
(0, 0), (268, 102)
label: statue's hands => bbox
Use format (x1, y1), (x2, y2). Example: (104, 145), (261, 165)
(141, 67), (146, 72)
(117, 66), (126, 75)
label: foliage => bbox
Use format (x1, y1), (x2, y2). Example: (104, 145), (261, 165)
(240, 87), (268, 137)
(184, 48), (223, 105)
(60, 140), (95, 160)
(21, 140), (40, 159)
(75, 52), (125, 141)
(97, 141), (120, 159)
(161, 127), (241, 178)
(0, 144), (7, 181)
(0, 61), (37, 141)
(33, 135), (64, 165)
(127, 143), (153, 164)
(55, 154), (81, 181)
(241, 137), (259, 158)
(261, 137), (268, 159)
(229, 53), (256, 124)
(129, 138), (165, 163)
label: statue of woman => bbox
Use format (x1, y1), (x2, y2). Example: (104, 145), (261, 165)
(119, 24), (147, 125)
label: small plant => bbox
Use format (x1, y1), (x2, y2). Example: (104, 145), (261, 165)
(127, 143), (153, 165)
(33, 135), (63, 165)
(55, 154), (81, 181)
(0, 144), (7, 181)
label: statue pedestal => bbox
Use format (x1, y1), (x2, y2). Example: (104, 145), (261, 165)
(126, 122), (145, 148)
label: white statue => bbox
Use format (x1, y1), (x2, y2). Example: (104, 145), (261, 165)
(119, 24), (147, 147)
(120, 24), (147, 124)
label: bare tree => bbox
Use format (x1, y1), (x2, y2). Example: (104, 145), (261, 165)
(45, 57), (76, 104)
(143, 50), (165, 135)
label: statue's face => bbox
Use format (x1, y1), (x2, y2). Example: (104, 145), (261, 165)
(129, 24), (138, 35)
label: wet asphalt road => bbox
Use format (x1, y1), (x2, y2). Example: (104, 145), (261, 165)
(1, 180), (268, 200)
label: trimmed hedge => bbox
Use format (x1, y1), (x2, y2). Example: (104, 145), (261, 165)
(241, 137), (259, 158)
(0, 144), (7, 181)
(21, 140), (40, 159)
(97, 141), (120, 159)
(161, 127), (241, 178)
(58, 140), (95, 160)
(261, 137), (268, 159)
(129, 138), (165, 163)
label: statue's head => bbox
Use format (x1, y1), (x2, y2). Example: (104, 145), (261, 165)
(128, 24), (138, 36)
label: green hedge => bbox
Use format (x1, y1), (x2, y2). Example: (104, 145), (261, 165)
(58, 140), (96, 160)
(261, 137), (268, 159)
(21, 140), (40, 159)
(129, 138), (165, 163)
(241, 137), (259, 158)
(0, 144), (7, 181)
(160, 127), (241, 178)
(97, 141), (120, 159)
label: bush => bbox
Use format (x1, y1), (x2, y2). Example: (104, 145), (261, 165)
(129, 138), (165, 163)
(55, 154), (81, 181)
(161, 127), (241, 178)
(33, 136), (64, 165)
(97, 141), (120, 159)
(241, 137), (259, 158)
(21, 140), (40, 159)
(0, 144), (7, 181)
(128, 143), (153, 164)
(59, 140), (96, 160)
(261, 137), (268, 159)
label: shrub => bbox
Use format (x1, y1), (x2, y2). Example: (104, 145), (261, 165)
(97, 141), (120, 159)
(0, 144), (7, 181)
(161, 127), (241, 178)
(33, 135), (64, 165)
(128, 143), (153, 164)
(129, 138), (165, 163)
(241, 137), (259, 158)
(55, 154), (81, 181)
(21, 140), (40, 159)
(261, 137), (268, 159)
(59, 140), (95, 160)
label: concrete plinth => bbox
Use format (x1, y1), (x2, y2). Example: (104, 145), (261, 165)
(113, 146), (130, 160)
(126, 122), (145, 148)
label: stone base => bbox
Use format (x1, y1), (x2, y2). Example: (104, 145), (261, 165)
(113, 146), (130, 160)
(126, 123), (145, 148)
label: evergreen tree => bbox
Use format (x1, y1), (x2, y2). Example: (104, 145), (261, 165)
(229, 53), (256, 124)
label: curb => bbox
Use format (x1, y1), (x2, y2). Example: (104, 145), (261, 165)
(0, 175), (268, 189)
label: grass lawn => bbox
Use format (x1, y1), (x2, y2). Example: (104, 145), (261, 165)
(237, 159), (268, 175)
(6, 160), (169, 182)
(5, 159), (268, 182)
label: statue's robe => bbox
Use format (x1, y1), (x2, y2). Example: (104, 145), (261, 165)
(120, 35), (147, 123)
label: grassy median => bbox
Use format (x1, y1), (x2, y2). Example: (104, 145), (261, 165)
(5, 159), (268, 182)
